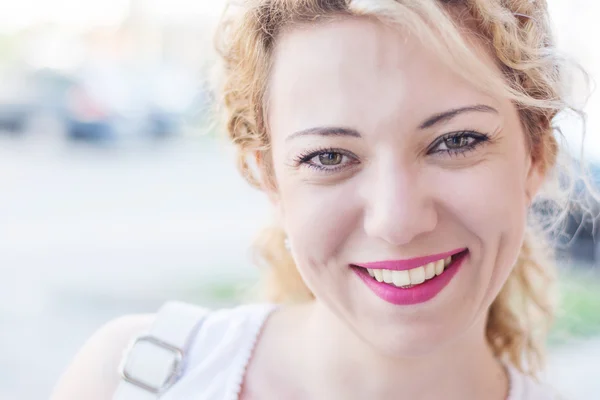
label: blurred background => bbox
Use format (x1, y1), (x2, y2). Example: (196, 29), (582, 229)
(0, 1), (598, 399)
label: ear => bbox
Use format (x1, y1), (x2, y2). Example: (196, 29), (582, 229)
(524, 154), (545, 207)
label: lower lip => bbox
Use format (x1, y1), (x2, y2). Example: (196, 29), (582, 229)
(353, 251), (468, 306)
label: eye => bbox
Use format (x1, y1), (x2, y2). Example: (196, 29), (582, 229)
(429, 131), (490, 155)
(440, 135), (475, 150)
(295, 147), (359, 171)
(316, 152), (344, 166)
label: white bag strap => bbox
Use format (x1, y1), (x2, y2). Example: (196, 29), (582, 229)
(113, 301), (210, 400)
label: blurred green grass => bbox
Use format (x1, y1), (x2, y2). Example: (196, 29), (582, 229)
(181, 276), (256, 308)
(550, 267), (600, 345)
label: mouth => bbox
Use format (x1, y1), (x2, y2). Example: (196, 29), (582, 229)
(351, 249), (469, 305)
(355, 250), (465, 289)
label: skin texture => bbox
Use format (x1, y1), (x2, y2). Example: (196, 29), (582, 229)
(241, 17), (544, 399)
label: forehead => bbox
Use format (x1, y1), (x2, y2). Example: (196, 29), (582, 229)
(267, 17), (501, 136)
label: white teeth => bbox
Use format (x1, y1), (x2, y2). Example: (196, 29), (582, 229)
(435, 259), (445, 276)
(424, 262), (435, 279)
(382, 269), (393, 284)
(391, 270), (411, 287)
(364, 254), (455, 287)
(409, 266), (425, 285)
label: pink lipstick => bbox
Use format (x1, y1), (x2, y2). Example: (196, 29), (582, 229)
(353, 248), (465, 271)
(353, 248), (468, 305)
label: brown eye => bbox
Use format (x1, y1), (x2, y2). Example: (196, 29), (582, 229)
(318, 152), (343, 166)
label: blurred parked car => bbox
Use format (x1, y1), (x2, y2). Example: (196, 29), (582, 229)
(64, 82), (120, 142)
(0, 68), (72, 136)
(0, 63), (207, 143)
(0, 103), (32, 133)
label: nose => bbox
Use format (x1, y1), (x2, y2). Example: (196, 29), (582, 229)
(362, 159), (438, 246)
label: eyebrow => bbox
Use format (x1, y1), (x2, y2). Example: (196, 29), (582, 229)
(418, 104), (498, 129)
(286, 126), (362, 142)
(286, 104), (498, 141)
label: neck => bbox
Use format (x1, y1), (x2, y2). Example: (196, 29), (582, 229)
(295, 301), (508, 400)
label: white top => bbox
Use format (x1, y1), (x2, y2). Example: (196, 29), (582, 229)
(115, 302), (560, 400)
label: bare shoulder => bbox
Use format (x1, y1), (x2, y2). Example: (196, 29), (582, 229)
(51, 314), (155, 400)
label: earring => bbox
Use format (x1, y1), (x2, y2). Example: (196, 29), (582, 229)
(284, 237), (291, 251)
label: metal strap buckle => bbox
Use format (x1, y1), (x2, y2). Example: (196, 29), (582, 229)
(119, 335), (184, 394)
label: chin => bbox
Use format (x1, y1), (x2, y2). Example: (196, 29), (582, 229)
(346, 290), (482, 360)
(363, 316), (468, 359)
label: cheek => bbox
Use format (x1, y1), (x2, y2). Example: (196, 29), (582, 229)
(434, 155), (529, 285)
(441, 163), (528, 231)
(278, 177), (361, 263)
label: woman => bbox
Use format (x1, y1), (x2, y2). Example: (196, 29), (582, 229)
(53, 0), (586, 398)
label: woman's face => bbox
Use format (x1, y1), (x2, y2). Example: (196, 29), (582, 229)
(266, 17), (542, 355)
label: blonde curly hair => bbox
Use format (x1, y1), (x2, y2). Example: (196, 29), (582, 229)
(214, 0), (587, 377)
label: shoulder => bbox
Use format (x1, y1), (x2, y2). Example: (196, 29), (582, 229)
(51, 314), (155, 400)
(163, 303), (278, 399)
(180, 303), (277, 371)
(51, 303), (277, 400)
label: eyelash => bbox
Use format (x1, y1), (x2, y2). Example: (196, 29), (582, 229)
(294, 130), (490, 172)
(427, 130), (490, 157)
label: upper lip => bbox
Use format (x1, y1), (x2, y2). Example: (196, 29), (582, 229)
(353, 248), (467, 271)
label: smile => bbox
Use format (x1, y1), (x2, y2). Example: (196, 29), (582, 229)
(364, 256), (452, 288)
(352, 248), (469, 305)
